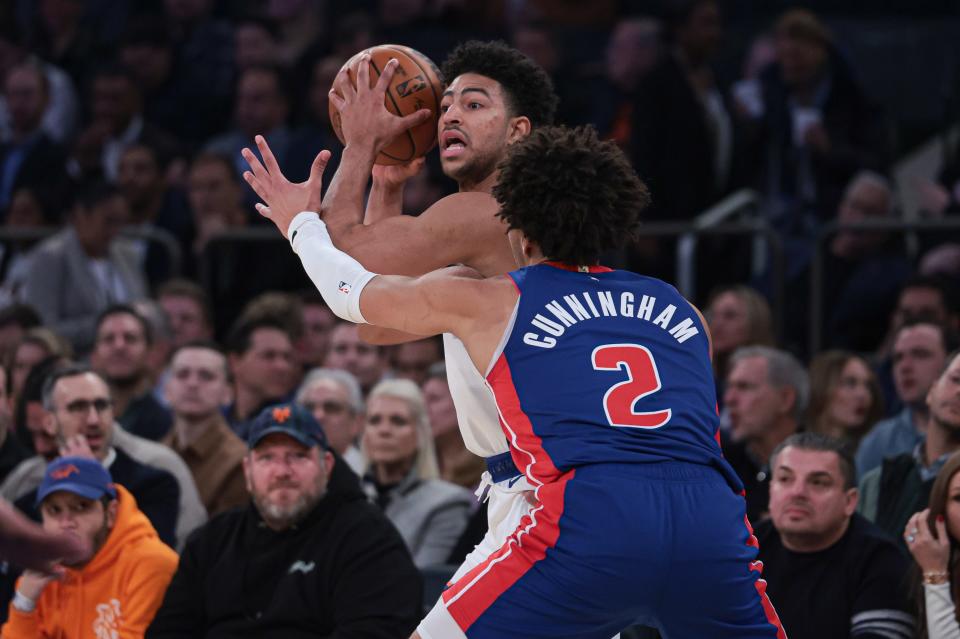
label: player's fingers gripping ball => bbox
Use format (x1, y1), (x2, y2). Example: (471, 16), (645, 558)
(329, 45), (443, 165)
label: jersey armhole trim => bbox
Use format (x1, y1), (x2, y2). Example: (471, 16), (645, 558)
(484, 298), (520, 378)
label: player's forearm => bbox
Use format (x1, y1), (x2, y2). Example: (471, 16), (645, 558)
(321, 143), (376, 233)
(364, 179), (404, 225)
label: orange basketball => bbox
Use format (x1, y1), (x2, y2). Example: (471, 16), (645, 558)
(329, 44), (443, 166)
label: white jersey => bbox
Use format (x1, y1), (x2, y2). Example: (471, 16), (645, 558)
(442, 332), (509, 457)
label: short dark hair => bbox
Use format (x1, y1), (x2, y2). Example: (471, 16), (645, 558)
(95, 304), (153, 346)
(894, 318), (960, 356)
(769, 432), (856, 490)
(41, 364), (103, 411)
(169, 340), (230, 379)
(900, 274), (960, 315)
(440, 40), (558, 128)
(493, 125), (650, 265)
(0, 303), (41, 330)
(75, 181), (121, 211)
(225, 316), (291, 356)
(157, 278), (214, 329)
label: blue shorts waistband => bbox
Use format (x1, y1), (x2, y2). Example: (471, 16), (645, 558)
(485, 452), (522, 483)
(577, 460), (727, 483)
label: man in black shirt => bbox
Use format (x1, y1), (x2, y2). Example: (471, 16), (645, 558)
(147, 402), (422, 638)
(757, 432), (914, 639)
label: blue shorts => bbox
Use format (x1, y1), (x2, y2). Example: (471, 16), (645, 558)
(418, 461), (786, 639)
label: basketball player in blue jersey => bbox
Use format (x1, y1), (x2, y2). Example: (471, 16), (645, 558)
(250, 123), (787, 638)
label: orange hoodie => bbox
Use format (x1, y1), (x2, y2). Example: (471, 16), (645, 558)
(2, 484), (179, 639)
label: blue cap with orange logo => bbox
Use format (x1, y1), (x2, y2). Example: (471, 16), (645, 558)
(36, 456), (117, 507)
(247, 402), (330, 450)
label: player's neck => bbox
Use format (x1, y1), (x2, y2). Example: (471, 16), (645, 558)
(458, 171), (498, 195)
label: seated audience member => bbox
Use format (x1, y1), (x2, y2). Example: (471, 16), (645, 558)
(295, 368), (364, 475)
(857, 321), (954, 478)
(423, 363), (484, 490)
(6, 358), (66, 481)
(904, 454), (960, 638)
(0, 364), (27, 484)
(131, 300), (175, 385)
(705, 284), (774, 405)
(162, 342), (247, 516)
(295, 291), (336, 371)
(722, 345), (808, 522)
(324, 321), (388, 395)
(4, 366), (205, 549)
(225, 316), (297, 438)
(390, 337), (443, 388)
(758, 433), (915, 639)
(807, 350), (884, 451)
(1, 457), (178, 637)
(146, 403), (422, 638)
(91, 305), (172, 441)
(362, 379), (472, 568)
(9, 328), (72, 408)
(859, 351), (960, 543)
(156, 279), (214, 350)
(21, 182), (148, 355)
(0, 305), (41, 367)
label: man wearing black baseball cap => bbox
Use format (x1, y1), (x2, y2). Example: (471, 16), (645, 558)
(148, 402), (423, 638)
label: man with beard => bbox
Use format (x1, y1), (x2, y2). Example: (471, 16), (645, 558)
(91, 305), (173, 441)
(859, 349), (960, 544)
(1, 456), (178, 637)
(147, 402), (422, 638)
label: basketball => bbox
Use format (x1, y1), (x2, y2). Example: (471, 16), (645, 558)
(329, 44), (443, 166)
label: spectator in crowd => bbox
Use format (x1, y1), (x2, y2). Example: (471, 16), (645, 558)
(0, 363), (27, 484)
(234, 15), (280, 71)
(295, 367), (364, 475)
(904, 453), (960, 639)
(807, 350), (884, 451)
(295, 290), (335, 372)
(146, 402), (423, 638)
(156, 279), (214, 350)
(757, 433), (915, 639)
(631, 0), (733, 224)
(324, 322), (388, 395)
(285, 53), (343, 186)
(131, 299), (175, 390)
(705, 284), (775, 403)
(20, 0), (95, 89)
(857, 321), (954, 478)
(204, 65), (291, 191)
(0, 305), (40, 367)
(820, 171), (911, 352)
(266, 0), (325, 65)
(7, 357), (64, 470)
(361, 379), (472, 568)
(1, 456), (178, 637)
(71, 64), (179, 183)
(722, 345), (808, 522)
(3, 365), (205, 550)
(423, 363), (485, 490)
(116, 142), (191, 286)
(0, 19), (79, 145)
(743, 9), (887, 227)
(0, 61), (69, 215)
(162, 342), (247, 516)
(21, 182), (147, 355)
(8, 328), (71, 408)
(224, 316), (296, 437)
(391, 336), (443, 387)
(90, 305), (172, 441)
(859, 350), (960, 544)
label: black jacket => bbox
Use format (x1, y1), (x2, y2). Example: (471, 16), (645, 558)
(146, 454), (423, 639)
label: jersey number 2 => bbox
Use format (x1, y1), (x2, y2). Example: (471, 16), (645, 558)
(591, 344), (672, 429)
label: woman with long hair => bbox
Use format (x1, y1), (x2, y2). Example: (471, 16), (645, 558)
(905, 452), (960, 637)
(807, 350), (884, 451)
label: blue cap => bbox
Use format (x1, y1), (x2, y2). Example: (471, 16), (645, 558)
(247, 402), (330, 450)
(36, 456), (117, 507)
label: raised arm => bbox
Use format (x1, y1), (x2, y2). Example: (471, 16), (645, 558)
(363, 158), (425, 225)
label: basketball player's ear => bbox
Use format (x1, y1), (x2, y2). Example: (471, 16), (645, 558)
(507, 116), (532, 144)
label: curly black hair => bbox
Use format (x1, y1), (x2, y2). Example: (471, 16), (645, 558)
(493, 126), (651, 265)
(440, 40), (558, 128)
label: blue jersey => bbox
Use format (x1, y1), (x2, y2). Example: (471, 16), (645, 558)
(487, 262), (742, 490)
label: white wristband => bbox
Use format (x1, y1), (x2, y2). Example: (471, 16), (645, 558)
(289, 212), (375, 324)
(12, 590), (36, 612)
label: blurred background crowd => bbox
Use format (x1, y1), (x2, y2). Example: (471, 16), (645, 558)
(0, 0), (959, 637)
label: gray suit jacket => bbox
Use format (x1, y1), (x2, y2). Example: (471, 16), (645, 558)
(22, 227), (147, 353)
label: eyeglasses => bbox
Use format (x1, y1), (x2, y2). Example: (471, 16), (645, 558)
(63, 398), (113, 417)
(303, 400), (350, 416)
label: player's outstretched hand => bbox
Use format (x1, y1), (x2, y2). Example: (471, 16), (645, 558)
(242, 136), (331, 239)
(329, 54), (431, 154)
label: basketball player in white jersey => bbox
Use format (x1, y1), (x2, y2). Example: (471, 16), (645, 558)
(242, 41), (561, 583)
